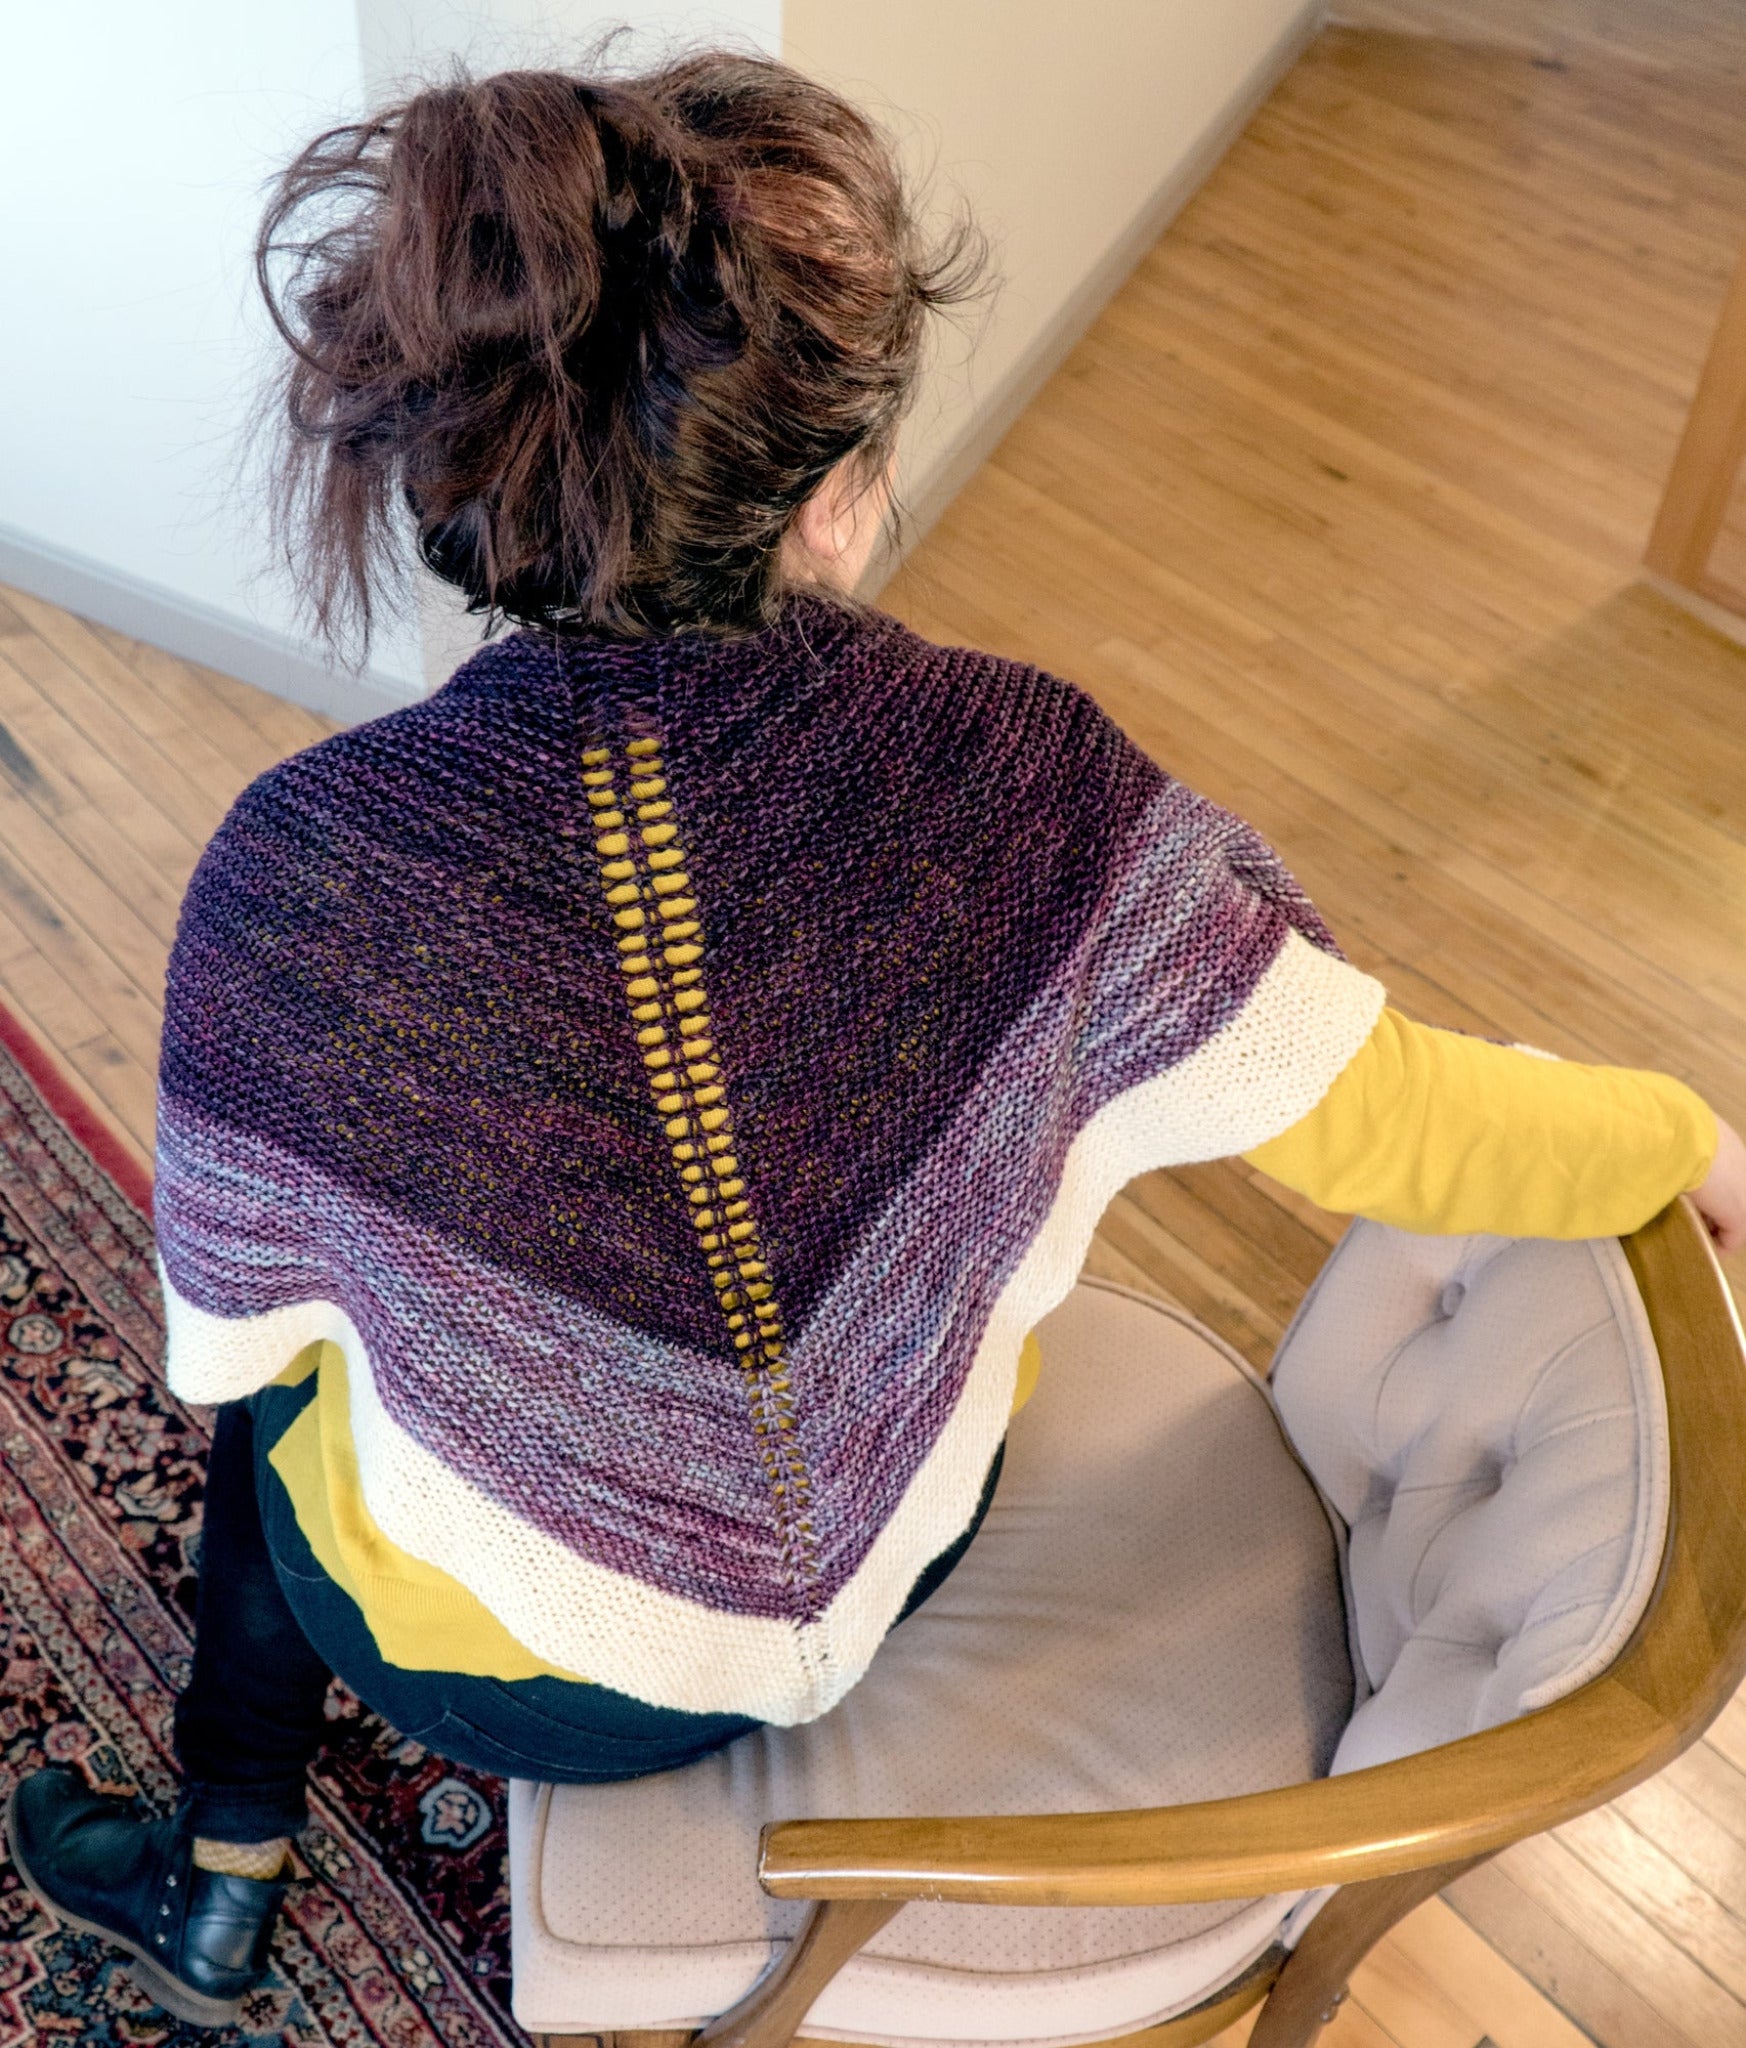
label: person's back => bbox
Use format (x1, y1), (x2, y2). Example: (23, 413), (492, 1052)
(8, 44), (1741, 2035)
(154, 596), (1375, 1722)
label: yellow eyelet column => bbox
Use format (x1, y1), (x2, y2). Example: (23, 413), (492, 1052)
(583, 738), (819, 1599)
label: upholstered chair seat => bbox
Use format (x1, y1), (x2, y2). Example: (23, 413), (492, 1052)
(510, 1223), (1671, 2047)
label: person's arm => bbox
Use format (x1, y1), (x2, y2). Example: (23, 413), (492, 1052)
(1243, 1006), (1742, 1247)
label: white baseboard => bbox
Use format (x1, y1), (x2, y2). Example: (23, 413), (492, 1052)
(864, 0), (1326, 596)
(0, 523), (416, 726)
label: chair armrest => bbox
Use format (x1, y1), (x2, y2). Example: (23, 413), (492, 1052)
(761, 1199), (1746, 1908)
(759, 1677), (1664, 1904)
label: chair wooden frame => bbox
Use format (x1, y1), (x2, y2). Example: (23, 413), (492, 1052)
(537, 1198), (1746, 2048)
(1645, 228), (1746, 626)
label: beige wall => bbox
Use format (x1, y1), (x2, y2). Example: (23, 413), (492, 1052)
(782, 0), (1322, 573)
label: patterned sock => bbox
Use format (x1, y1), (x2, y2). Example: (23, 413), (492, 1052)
(192, 1835), (290, 1880)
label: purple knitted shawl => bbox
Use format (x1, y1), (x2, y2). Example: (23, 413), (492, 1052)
(154, 599), (1382, 1721)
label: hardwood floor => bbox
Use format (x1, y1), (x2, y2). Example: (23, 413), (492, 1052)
(3, 2), (1746, 2043)
(884, 13), (1746, 1341)
(0, 586), (334, 1169)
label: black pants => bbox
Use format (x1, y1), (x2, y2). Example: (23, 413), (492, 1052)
(172, 1384), (1001, 1842)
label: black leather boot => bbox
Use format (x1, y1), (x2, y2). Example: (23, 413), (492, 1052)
(4, 1766), (288, 2027)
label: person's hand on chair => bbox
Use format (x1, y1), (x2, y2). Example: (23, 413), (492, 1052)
(1694, 1115), (1746, 1253)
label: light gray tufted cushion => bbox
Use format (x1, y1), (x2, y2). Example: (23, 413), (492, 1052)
(1271, 1224), (1669, 1776)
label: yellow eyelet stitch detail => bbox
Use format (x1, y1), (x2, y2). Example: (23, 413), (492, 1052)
(583, 736), (817, 1594)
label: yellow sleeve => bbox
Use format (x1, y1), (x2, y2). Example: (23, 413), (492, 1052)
(1243, 1006), (1718, 1238)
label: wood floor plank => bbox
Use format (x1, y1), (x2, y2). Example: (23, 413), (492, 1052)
(1240, 106), (1731, 380)
(1446, 1859), (1705, 2048)
(1, 584), (299, 830)
(0, 650), (197, 945)
(1701, 1687), (1746, 1779)
(1612, 1762), (1746, 1934)
(1388, 1896), (1594, 2048)
(1080, 616), (1746, 1093)
(0, 742), (169, 979)
(1231, 1158), (1349, 1252)
(0, 591), (232, 840)
(87, 620), (334, 778)
(1216, 106), (1726, 392)
(0, 779), (172, 1056)
(1475, 1835), (1746, 2044)
(0, 639), (201, 845)
(1168, 1157), (1342, 1295)
(1345, 1920), (1488, 2048)
(1322, 1993), (1407, 2048)
(52, 1032), (157, 1169)
(1557, 1804), (1746, 2007)
(1208, 1986), (1408, 2048)
(1332, 0), (1743, 69)
(0, 899), (158, 1164)
(988, 477), (1746, 972)
(1119, 254), (1663, 552)
(1094, 1185), (1286, 1366)
(1085, 696), (1746, 1120)
(1656, 1738), (1746, 1853)
(941, 471), (1743, 950)
(1121, 1167), (1317, 1341)
(1079, 1231), (1186, 1310)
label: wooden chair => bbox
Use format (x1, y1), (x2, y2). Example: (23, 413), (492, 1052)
(518, 1198), (1746, 2048)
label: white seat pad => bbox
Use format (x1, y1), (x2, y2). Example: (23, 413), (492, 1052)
(1271, 1227), (1669, 1775)
(512, 1280), (1352, 2046)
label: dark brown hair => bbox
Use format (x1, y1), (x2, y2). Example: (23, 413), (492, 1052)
(256, 51), (979, 650)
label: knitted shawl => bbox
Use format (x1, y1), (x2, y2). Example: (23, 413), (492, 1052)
(155, 599), (1383, 1723)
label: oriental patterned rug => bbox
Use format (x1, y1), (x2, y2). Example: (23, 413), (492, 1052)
(0, 1003), (527, 2048)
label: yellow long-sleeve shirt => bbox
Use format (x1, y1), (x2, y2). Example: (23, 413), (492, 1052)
(1245, 1008), (1717, 1236)
(267, 1007), (1718, 1683)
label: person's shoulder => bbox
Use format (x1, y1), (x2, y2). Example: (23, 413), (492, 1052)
(217, 633), (562, 835)
(832, 604), (1151, 777)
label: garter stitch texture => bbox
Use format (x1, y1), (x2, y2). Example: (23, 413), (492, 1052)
(154, 598), (1385, 1722)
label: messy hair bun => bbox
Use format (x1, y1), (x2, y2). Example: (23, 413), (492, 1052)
(255, 53), (980, 649)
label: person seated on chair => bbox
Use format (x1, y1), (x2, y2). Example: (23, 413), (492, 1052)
(8, 47), (1744, 2033)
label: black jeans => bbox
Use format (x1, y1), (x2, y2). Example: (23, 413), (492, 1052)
(172, 1381), (1002, 1842)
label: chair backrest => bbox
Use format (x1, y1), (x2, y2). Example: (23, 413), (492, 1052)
(1270, 1225), (1670, 1776)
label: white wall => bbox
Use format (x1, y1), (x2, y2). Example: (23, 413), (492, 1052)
(0, 0), (425, 711)
(781, 0), (1322, 565)
(358, 0), (779, 96)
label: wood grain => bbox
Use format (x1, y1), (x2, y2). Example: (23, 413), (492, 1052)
(0, 587), (334, 1168)
(689, 1900), (901, 2048)
(1443, 1856), (1702, 2048)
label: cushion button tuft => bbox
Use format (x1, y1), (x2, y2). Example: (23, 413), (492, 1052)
(1438, 1280), (1467, 1319)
